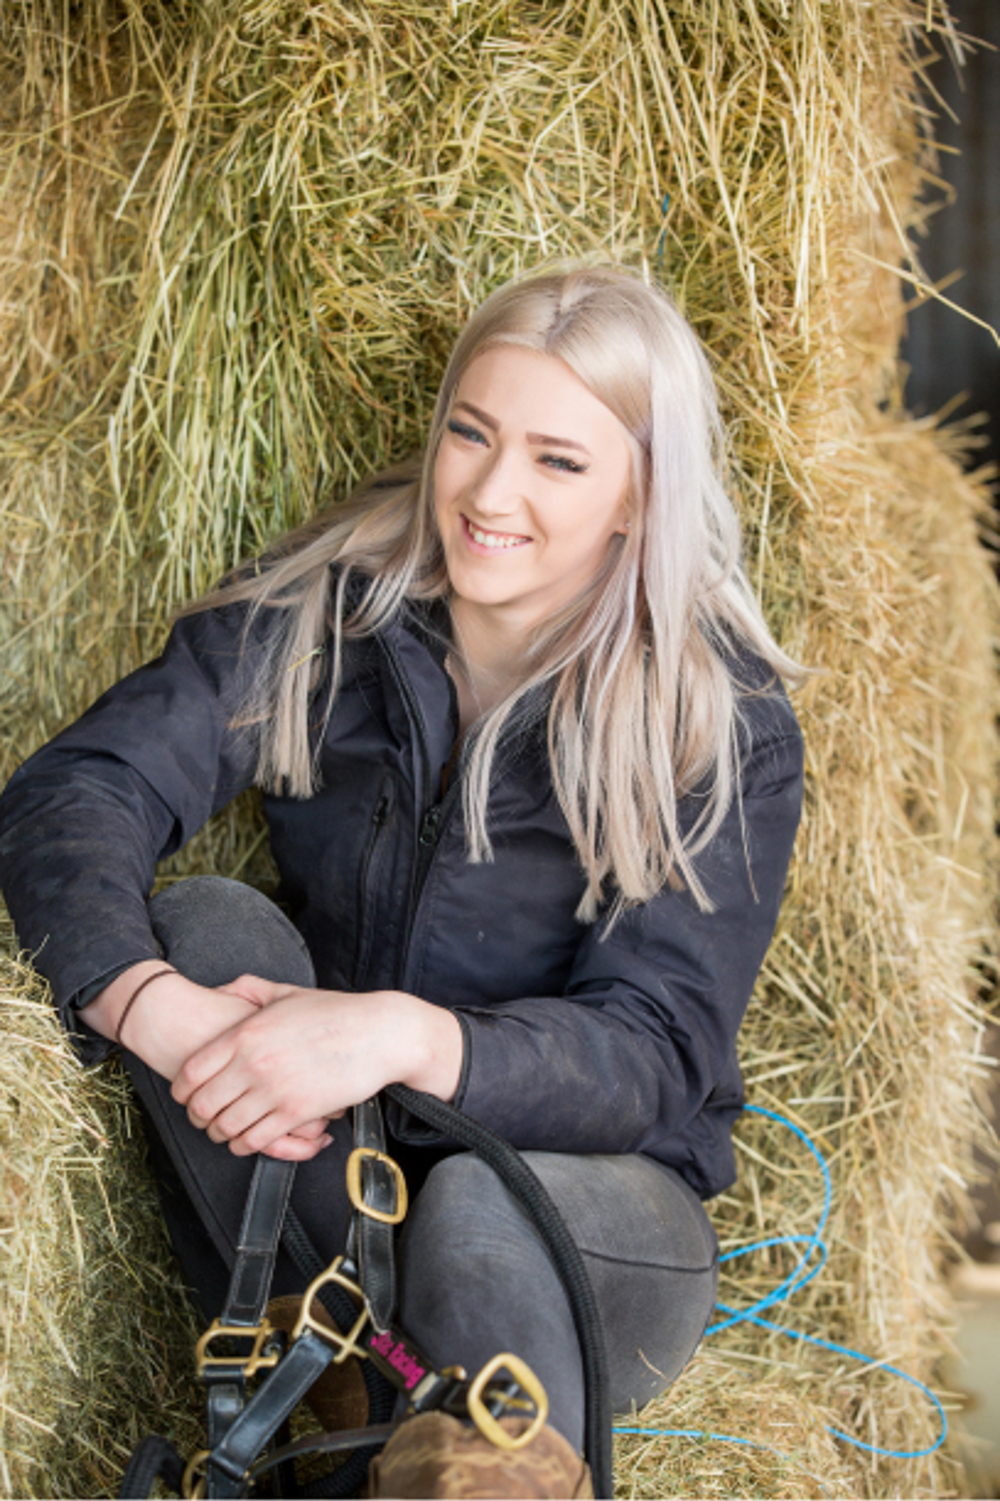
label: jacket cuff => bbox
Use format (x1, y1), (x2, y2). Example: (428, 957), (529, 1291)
(58, 950), (161, 1065)
(69, 960), (137, 1012)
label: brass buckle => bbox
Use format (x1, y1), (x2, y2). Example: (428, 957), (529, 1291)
(292, 1255), (370, 1363)
(181, 1449), (210, 1500)
(195, 1318), (281, 1379)
(466, 1352), (549, 1451)
(345, 1146), (408, 1224)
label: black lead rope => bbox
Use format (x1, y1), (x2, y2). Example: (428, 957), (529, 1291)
(386, 1084), (614, 1501)
(119, 1436), (186, 1499)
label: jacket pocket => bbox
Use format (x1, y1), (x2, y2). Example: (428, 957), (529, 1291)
(352, 773), (396, 988)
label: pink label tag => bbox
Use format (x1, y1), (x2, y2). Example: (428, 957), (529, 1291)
(369, 1330), (427, 1390)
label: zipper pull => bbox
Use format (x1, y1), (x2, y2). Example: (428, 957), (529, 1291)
(419, 805), (442, 846)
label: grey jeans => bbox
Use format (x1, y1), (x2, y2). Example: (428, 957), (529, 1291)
(124, 876), (719, 1449)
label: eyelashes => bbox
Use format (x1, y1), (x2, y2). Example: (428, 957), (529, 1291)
(445, 420), (589, 475)
(540, 454), (587, 475)
(446, 419), (487, 445)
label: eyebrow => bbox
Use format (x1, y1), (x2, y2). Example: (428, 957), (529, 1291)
(454, 401), (591, 455)
(454, 401), (498, 431)
(526, 431), (590, 454)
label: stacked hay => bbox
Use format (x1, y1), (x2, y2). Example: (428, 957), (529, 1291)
(1, 1), (997, 1496)
(0, 920), (203, 1493)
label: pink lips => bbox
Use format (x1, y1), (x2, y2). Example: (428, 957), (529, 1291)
(461, 514), (532, 555)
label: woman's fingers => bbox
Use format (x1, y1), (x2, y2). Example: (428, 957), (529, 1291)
(172, 986), (419, 1148)
(204, 1101), (331, 1149)
(215, 973), (285, 1008)
(171, 1029), (240, 1107)
(227, 1112), (306, 1156)
(260, 1131), (334, 1162)
(202, 1088), (273, 1144)
(209, 1101), (332, 1158)
(288, 1117), (332, 1141)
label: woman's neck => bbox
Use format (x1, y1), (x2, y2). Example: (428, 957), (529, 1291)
(447, 599), (529, 736)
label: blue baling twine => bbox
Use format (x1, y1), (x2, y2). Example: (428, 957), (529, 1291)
(612, 1103), (948, 1462)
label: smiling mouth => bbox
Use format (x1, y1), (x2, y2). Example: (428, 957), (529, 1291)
(463, 515), (532, 550)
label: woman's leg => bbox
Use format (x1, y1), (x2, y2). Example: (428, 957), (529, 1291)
(396, 1151), (718, 1451)
(121, 876), (357, 1317)
(124, 876), (717, 1455)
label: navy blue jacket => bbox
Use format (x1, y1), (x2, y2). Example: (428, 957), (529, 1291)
(0, 594), (803, 1198)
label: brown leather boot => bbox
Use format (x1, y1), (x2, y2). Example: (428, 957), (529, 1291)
(265, 1294), (369, 1432)
(367, 1411), (594, 1499)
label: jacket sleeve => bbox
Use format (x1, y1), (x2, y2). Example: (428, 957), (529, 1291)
(439, 687), (804, 1194)
(0, 604), (261, 1059)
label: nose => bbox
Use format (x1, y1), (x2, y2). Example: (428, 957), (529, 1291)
(467, 443), (525, 518)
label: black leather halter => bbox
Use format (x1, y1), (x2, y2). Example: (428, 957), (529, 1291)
(119, 1087), (612, 1501)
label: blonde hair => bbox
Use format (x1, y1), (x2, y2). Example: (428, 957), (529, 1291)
(190, 265), (800, 920)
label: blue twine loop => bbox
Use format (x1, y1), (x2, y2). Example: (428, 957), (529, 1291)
(612, 1103), (947, 1462)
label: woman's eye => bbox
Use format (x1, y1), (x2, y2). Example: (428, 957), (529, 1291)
(447, 419), (487, 445)
(541, 454), (588, 475)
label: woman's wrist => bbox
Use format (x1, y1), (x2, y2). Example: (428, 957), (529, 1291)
(114, 965), (178, 1046)
(79, 959), (177, 1044)
(80, 961), (259, 1080)
(385, 990), (464, 1103)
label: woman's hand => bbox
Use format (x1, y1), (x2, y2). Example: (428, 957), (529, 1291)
(78, 962), (334, 1159)
(170, 980), (464, 1160)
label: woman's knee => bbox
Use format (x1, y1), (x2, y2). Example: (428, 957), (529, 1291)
(522, 1153), (718, 1412)
(413, 1150), (719, 1416)
(148, 875), (315, 990)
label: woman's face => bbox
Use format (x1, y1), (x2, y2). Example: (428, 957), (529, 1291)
(433, 345), (632, 638)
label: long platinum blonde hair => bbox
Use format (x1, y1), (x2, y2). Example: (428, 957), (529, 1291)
(191, 265), (800, 921)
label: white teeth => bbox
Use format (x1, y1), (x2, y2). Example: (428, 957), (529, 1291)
(468, 520), (526, 549)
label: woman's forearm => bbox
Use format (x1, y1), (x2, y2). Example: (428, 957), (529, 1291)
(84, 967), (464, 1160)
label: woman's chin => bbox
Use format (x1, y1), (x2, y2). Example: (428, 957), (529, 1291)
(444, 557), (529, 612)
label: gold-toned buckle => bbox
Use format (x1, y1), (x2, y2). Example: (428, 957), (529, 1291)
(466, 1352), (549, 1451)
(345, 1146), (408, 1225)
(292, 1255), (370, 1363)
(181, 1449), (210, 1500)
(195, 1318), (281, 1379)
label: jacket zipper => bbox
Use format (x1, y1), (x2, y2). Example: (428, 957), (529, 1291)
(403, 775), (464, 967)
(378, 632), (465, 985)
(351, 782), (393, 988)
(378, 635), (442, 979)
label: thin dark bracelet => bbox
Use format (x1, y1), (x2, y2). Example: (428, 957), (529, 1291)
(114, 967), (177, 1048)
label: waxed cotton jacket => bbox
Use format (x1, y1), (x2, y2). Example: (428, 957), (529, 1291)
(0, 593), (803, 1198)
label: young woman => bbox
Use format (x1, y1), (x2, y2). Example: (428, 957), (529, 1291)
(0, 265), (803, 1497)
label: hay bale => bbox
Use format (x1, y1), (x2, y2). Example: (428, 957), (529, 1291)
(614, 1349), (860, 1499)
(0, 916), (202, 1498)
(0, 2), (996, 1496)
